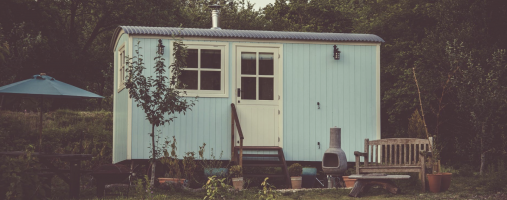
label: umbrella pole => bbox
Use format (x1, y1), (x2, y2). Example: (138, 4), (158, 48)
(39, 96), (43, 153)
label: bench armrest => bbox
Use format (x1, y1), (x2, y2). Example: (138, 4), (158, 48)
(419, 151), (433, 157)
(354, 151), (368, 157)
(354, 151), (369, 174)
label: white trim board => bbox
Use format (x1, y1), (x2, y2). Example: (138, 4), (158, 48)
(127, 35), (133, 160)
(231, 43), (284, 148)
(130, 35), (380, 46)
(376, 44), (381, 140)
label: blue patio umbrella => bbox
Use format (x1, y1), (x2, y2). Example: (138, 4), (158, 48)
(0, 73), (104, 151)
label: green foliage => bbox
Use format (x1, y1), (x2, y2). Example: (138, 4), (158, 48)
(202, 176), (232, 200)
(263, 0), (352, 32)
(256, 177), (279, 200)
(183, 151), (197, 181)
(199, 143), (228, 177)
(0, 110), (112, 168)
(0, 145), (45, 200)
(458, 164), (475, 177)
(449, 41), (507, 174)
(125, 38), (194, 185)
(134, 175), (153, 200)
(161, 136), (181, 179)
(407, 109), (426, 139)
(288, 163), (302, 177)
(481, 161), (507, 192)
(229, 165), (243, 178)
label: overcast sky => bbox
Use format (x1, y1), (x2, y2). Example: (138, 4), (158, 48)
(249, 0), (276, 9)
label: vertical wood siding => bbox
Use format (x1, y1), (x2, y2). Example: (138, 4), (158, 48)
(283, 44), (378, 162)
(129, 38), (233, 160)
(118, 37), (378, 163)
(113, 33), (129, 163)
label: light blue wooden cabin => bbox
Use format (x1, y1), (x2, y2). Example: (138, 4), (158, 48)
(110, 26), (383, 177)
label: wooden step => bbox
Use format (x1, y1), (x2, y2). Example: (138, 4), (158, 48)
(242, 154), (280, 157)
(234, 146), (282, 150)
(243, 163), (285, 167)
(244, 174), (286, 178)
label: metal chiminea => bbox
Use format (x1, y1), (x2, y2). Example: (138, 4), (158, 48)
(322, 127), (347, 188)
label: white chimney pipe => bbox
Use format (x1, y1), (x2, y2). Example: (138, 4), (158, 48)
(209, 4), (221, 30)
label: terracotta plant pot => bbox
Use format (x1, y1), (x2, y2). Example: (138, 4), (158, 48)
(232, 177), (243, 190)
(342, 176), (356, 188)
(158, 178), (186, 185)
(291, 176), (302, 189)
(426, 174), (442, 193)
(440, 173), (452, 192)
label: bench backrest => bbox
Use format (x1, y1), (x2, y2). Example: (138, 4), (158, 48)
(364, 138), (432, 166)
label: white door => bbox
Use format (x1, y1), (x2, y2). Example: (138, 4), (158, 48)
(235, 47), (280, 147)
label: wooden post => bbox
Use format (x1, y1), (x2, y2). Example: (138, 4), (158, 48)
(239, 140), (243, 167)
(364, 139), (369, 167)
(231, 107), (235, 163)
(39, 96), (43, 153)
(421, 152), (426, 192)
(69, 159), (80, 199)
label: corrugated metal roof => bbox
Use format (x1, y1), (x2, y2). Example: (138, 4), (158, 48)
(111, 26), (384, 50)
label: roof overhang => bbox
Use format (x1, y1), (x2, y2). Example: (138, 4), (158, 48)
(110, 26), (385, 51)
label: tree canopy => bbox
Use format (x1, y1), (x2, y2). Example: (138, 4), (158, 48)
(1, 0), (507, 171)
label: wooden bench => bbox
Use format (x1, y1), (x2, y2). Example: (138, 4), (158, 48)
(348, 174), (410, 197)
(354, 138), (432, 192)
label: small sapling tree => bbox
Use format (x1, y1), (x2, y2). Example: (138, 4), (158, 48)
(125, 38), (195, 186)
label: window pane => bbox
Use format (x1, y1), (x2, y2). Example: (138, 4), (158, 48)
(241, 52), (256, 75)
(178, 70), (198, 89)
(201, 50), (221, 69)
(241, 77), (256, 100)
(186, 49), (198, 68)
(259, 78), (274, 100)
(201, 71), (221, 90)
(259, 53), (274, 75)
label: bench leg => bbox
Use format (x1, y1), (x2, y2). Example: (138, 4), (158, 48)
(96, 178), (105, 198)
(349, 179), (365, 197)
(348, 179), (400, 197)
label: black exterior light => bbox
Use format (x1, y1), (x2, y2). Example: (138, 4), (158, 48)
(157, 39), (165, 55)
(333, 45), (340, 60)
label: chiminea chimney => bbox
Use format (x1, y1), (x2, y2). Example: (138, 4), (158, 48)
(209, 4), (221, 29)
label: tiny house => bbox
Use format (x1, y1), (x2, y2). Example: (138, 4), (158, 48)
(110, 24), (383, 166)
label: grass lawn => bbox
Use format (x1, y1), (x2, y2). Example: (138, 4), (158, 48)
(46, 175), (506, 199)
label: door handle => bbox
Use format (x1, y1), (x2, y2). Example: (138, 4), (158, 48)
(237, 88), (241, 97)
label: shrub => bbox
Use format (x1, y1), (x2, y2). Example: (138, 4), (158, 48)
(482, 161), (507, 192)
(183, 152), (197, 181)
(256, 177), (279, 200)
(288, 163), (302, 177)
(458, 164), (475, 177)
(203, 176), (232, 200)
(0, 145), (45, 199)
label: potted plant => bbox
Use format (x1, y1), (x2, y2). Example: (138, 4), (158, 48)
(342, 167), (356, 188)
(288, 163), (302, 189)
(199, 143), (228, 178)
(301, 166), (317, 188)
(159, 136), (185, 186)
(229, 165), (243, 190)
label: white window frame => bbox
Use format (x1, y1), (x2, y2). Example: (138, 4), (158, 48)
(175, 41), (229, 97)
(117, 45), (126, 92)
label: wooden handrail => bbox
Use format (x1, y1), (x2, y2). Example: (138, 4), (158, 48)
(231, 103), (244, 166)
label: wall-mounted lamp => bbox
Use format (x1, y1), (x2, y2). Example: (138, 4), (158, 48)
(333, 45), (340, 60)
(157, 39), (165, 55)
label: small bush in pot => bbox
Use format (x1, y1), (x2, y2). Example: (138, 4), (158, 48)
(230, 165), (243, 190)
(288, 163), (303, 189)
